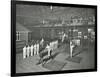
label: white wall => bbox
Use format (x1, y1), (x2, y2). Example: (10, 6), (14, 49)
(0, 0), (99, 77)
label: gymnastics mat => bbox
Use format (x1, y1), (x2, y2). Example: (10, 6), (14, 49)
(42, 60), (66, 71)
(66, 56), (82, 63)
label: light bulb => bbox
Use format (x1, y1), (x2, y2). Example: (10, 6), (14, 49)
(50, 6), (53, 10)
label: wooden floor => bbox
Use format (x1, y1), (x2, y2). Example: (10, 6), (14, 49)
(16, 41), (95, 73)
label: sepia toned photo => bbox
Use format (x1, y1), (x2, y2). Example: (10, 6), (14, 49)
(11, 1), (97, 76)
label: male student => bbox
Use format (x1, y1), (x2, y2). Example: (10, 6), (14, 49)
(61, 33), (66, 43)
(46, 44), (51, 57)
(50, 42), (52, 50)
(27, 45), (30, 57)
(40, 38), (44, 47)
(33, 43), (37, 55)
(36, 41), (39, 55)
(23, 45), (27, 59)
(70, 40), (75, 58)
(30, 44), (34, 56)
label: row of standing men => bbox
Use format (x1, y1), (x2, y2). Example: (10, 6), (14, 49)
(23, 38), (58, 59)
(23, 38), (44, 59)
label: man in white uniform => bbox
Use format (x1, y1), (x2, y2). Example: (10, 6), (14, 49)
(46, 44), (51, 57)
(50, 42), (53, 51)
(36, 42), (39, 55)
(30, 44), (34, 56)
(23, 46), (27, 59)
(70, 40), (75, 58)
(27, 45), (30, 57)
(54, 40), (58, 49)
(40, 38), (44, 47)
(33, 43), (37, 55)
(61, 33), (66, 43)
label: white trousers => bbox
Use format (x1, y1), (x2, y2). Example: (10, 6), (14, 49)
(23, 49), (26, 59)
(30, 48), (33, 56)
(70, 45), (74, 58)
(27, 49), (30, 57)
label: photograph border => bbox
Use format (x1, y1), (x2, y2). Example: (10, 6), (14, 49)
(11, 0), (97, 76)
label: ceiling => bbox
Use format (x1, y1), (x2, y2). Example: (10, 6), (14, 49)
(16, 4), (95, 27)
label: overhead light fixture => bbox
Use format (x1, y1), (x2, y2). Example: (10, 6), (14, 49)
(50, 5), (53, 10)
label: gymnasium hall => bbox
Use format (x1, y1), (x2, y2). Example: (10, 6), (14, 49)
(16, 4), (96, 73)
